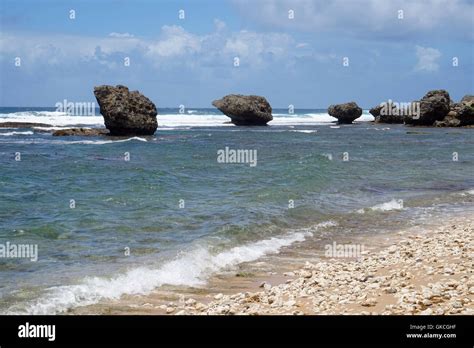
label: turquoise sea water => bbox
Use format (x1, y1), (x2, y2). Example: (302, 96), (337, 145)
(0, 107), (473, 314)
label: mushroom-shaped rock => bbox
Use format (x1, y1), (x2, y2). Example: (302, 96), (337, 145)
(327, 102), (362, 124)
(94, 85), (158, 136)
(212, 94), (273, 125)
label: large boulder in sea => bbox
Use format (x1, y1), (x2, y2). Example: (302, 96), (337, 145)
(212, 94), (273, 125)
(93, 85), (158, 135)
(369, 104), (404, 124)
(435, 95), (474, 127)
(405, 90), (450, 126)
(327, 102), (362, 124)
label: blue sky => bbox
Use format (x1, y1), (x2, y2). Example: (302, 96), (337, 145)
(1, 0), (473, 108)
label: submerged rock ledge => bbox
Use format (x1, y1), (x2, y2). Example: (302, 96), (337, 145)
(52, 128), (109, 136)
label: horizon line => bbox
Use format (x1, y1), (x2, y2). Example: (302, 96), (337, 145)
(0, 105), (373, 110)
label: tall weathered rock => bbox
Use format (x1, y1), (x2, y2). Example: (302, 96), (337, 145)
(94, 85), (158, 135)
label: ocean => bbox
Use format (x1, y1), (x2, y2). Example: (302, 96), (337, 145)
(1, 107), (473, 314)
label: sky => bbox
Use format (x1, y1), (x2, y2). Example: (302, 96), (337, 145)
(0, 0), (473, 108)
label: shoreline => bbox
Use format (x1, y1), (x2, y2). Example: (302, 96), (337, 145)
(91, 212), (473, 316)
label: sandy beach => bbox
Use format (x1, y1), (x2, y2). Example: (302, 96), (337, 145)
(116, 213), (474, 316)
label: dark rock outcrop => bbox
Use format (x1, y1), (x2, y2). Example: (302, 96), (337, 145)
(212, 94), (273, 125)
(369, 105), (382, 118)
(460, 95), (474, 106)
(52, 128), (109, 136)
(369, 104), (404, 124)
(435, 95), (474, 127)
(405, 90), (450, 125)
(94, 85), (158, 135)
(327, 102), (362, 124)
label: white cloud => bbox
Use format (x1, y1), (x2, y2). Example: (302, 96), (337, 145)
(214, 19), (227, 32)
(0, 32), (145, 62)
(147, 25), (202, 58)
(296, 43), (309, 49)
(232, 0), (474, 39)
(108, 32), (135, 38)
(415, 45), (441, 72)
(223, 30), (294, 66)
(0, 21), (297, 71)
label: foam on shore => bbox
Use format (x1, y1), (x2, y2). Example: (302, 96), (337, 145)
(357, 199), (404, 213)
(6, 221), (336, 315)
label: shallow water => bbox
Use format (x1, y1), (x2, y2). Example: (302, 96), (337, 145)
(1, 108), (473, 314)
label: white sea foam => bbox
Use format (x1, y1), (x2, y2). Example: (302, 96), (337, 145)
(459, 189), (474, 196)
(157, 114), (231, 127)
(1, 111), (374, 128)
(371, 199), (404, 211)
(290, 130), (317, 133)
(66, 136), (148, 145)
(156, 127), (192, 131)
(0, 137), (148, 145)
(358, 199), (404, 213)
(33, 126), (71, 131)
(155, 113), (345, 127)
(273, 113), (368, 124)
(7, 221), (337, 315)
(0, 111), (103, 127)
(0, 131), (34, 136)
